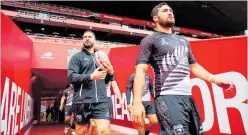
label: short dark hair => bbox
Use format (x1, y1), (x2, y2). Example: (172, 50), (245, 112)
(82, 30), (96, 38)
(151, 2), (168, 17)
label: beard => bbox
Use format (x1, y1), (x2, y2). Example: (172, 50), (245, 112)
(83, 42), (94, 49)
(158, 17), (175, 27)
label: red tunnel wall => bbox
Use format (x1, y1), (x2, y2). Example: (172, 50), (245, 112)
(1, 12), (34, 135)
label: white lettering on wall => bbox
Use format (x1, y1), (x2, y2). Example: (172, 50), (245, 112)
(190, 72), (247, 134)
(0, 77), (34, 135)
(212, 72), (247, 134)
(112, 93), (132, 121)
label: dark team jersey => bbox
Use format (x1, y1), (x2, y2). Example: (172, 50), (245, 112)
(126, 74), (154, 105)
(136, 30), (196, 97)
(63, 87), (74, 105)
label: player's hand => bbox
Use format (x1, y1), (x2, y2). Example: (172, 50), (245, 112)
(127, 104), (132, 113)
(132, 101), (145, 125)
(59, 106), (63, 111)
(104, 61), (114, 75)
(90, 67), (107, 80)
(98, 57), (114, 75)
(212, 77), (235, 91)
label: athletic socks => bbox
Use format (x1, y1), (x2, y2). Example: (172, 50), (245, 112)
(70, 123), (75, 129)
(65, 121), (71, 128)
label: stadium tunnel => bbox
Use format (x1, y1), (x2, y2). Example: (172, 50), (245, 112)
(1, 1), (247, 135)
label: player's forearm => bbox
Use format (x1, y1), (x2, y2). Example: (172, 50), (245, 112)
(113, 86), (122, 100)
(60, 102), (64, 107)
(111, 81), (122, 100)
(60, 97), (65, 107)
(190, 63), (216, 82)
(115, 90), (122, 100)
(133, 70), (145, 103)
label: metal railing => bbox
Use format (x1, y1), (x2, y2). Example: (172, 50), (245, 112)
(28, 34), (136, 48)
(2, 0), (94, 18)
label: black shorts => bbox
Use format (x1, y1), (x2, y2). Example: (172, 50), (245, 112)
(155, 95), (204, 135)
(142, 101), (156, 115)
(108, 97), (113, 119)
(74, 102), (111, 125)
(64, 105), (73, 116)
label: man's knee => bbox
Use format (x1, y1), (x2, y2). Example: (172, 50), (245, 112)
(98, 128), (110, 135)
(92, 119), (110, 135)
(65, 118), (71, 122)
(76, 124), (88, 135)
(90, 119), (97, 128)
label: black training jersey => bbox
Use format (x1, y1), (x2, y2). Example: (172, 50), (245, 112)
(126, 73), (154, 105)
(63, 87), (74, 105)
(136, 31), (196, 97)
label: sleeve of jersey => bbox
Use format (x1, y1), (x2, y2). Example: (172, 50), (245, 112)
(136, 36), (153, 65)
(148, 76), (155, 98)
(68, 55), (92, 84)
(126, 75), (134, 105)
(187, 41), (197, 64)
